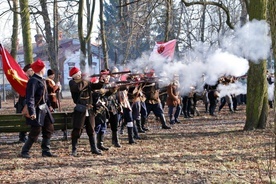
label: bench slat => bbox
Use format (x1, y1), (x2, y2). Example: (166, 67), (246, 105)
(0, 112), (73, 133)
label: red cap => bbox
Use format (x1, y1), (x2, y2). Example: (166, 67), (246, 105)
(31, 59), (45, 73)
(90, 77), (98, 83)
(69, 67), (80, 77)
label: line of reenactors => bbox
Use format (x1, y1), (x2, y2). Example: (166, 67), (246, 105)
(19, 59), (248, 158)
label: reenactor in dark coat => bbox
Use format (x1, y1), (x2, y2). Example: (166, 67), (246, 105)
(93, 69), (120, 151)
(69, 67), (104, 156)
(106, 67), (123, 147)
(21, 59), (56, 158)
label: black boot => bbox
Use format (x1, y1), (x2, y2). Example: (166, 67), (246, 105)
(183, 110), (188, 118)
(62, 130), (68, 141)
(133, 125), (141, 139)
(112, 131), (121, 148)
(136, 120), (145, 133)
(97, 132), (109, 151)
(169, 114), (175, 124)
(21, 138), (34, 158)
(141, 117), (149, 131)
(120, 122), (125, 135)
(19, 132), (27, 143)
(127, 127), (136, 144)
(71, 138), (78, 157)
(159, 114), (171, 129)
(89, 135), (102, 155)
(41, 138), (57, 157)
(205, 103), (208, 113)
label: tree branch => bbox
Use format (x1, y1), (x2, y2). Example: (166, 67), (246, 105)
(181, 0), (234, 29)
(116, 0), (141, 8)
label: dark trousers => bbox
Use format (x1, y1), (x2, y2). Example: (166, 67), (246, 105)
(28, 114), (54, 141)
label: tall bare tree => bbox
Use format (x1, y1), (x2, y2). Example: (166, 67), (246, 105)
(99, 0), (108, 69)
(244, 0), (268, 130)
(10, 0), (19, 59)
(19, 0), (33, 65)
(78, 0), (96, 71)
(164, 0), (172, 42)
(267, 0), (276, 157)
(38, 0), (58, 72)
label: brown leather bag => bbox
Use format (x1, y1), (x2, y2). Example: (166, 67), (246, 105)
(22, 88), (45, 118)
(22, 104), (31, 118)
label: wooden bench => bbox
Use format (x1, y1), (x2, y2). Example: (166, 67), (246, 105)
(0, 112), (73, 135)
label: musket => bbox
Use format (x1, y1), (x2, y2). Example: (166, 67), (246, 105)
(105, 81), (141, 89)
(90, 70), (131, 78)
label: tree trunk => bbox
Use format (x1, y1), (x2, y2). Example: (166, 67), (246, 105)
(199, 0), (206, 42)
(100, 0), (109, 69)
(78, 0), (86, 71)
(10, 0), (19, 59)
(86, 0), (92, 67)
(39, 0), (57, 71)
(164, 0), (172, 42)
(78, 0), (96, 72)
(244, 0), (268, 130)
(267, 0), (276, 158)
(19, 0), (33, 65)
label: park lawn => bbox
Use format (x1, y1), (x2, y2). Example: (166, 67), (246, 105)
(0, 99), (275, 183)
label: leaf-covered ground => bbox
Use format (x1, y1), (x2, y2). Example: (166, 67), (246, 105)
(0, 96), (275, 184)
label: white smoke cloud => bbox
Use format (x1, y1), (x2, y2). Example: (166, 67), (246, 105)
(204, 49), (249, 85)
(222, 19), (271, 63)
(120, 20), (273, 96)
(217, 82), (247, 97)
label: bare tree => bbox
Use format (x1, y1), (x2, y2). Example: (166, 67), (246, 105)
(19, 0), (33, 65)
(10, 0), (19, 59)
(99, 0), (108, 69)
(244, 0), (268, 130)
(267, 0), (276, 157)
(38, 0), (58, 72)
(78, 0), (96, 71)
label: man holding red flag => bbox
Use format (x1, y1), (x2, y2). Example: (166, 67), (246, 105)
(14, 64), (34, 143)
(0, 44), (33, 143)
(0, 44), (28, 96)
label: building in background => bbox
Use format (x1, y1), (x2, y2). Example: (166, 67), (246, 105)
(0, 35), (103, 100)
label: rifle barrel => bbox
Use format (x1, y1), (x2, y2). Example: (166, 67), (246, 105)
(90, 70), (131, 78)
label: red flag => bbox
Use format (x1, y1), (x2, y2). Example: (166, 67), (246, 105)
(0, 45), (28, 96)
(150, 39), (177, 61)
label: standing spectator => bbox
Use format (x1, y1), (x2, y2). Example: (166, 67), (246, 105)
(45, 69), (65, 139)
(69, 67), (104, 156)
(20, 59), (56, 158)
(15, 64), (34, 143)
(46, 69), (60, 110)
